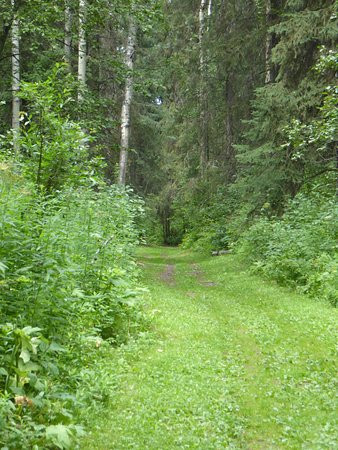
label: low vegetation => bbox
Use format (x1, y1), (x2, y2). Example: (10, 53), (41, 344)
(82, 247), (338, 449)
(0, 74), (145, 448)
(238, 186), (337, 306)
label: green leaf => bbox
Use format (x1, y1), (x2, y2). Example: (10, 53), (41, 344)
(71, 288), (85, 298)
(20, 348), (31, 364)
(0, 367), (8, 376)
(48, 342), (66, 353)
(0, 261), (8, 273)
(17, 360), (41, 372)
(45, 424), (72, 449)
(22, 326), (42, 335)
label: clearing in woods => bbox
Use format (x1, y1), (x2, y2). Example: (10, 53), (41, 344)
(82, 246), (337, 449)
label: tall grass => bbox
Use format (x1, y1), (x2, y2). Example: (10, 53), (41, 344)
(0, 163), (145, 448)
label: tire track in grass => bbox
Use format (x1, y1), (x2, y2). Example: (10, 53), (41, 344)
(82, 247), (337, 449)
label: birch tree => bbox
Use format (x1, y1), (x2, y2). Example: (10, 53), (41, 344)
(11, 0), (20, 150)
(207, 0), (212, 18)
(118, 19), (137, 185)
(78, 0), (87, 100)
(199, 0), (211, 176)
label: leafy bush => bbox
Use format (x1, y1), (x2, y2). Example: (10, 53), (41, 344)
(181, 228), (214, 253)
(181, 224), (229, 253)
(237, 186), (337, 305)
(0, 165), (145, 447)
(210, 225), (230, 251)
(0, 67), (146, 448)
(142, 195), (164, 245)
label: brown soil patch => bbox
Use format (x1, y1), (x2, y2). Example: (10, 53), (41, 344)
(190, 263), (204, 280)
(160, 264), (176, 286)
(190, 263), (217, 287)
(200, 281), (217, 287)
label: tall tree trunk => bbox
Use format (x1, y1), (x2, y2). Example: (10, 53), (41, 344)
(11, 0), (20, 151)
(265, 0), (273, 84)
(225, 76), (236, 178)
(78, 0), (87, 100)
(64, 0), (72, 68)
(99, 23), (116, 180)
(207, 0), (212, 19)
(199, 0), (211, 176)
(118, 20), (136, 186)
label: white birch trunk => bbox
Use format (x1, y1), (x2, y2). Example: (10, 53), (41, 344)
(199, 0), (209, 175)
(207, 0), (212, 21)
(118, 20), (136, 185)
(78, 0), (87, 101)
(199, 0), (207, 69)
(64, 0), (72, 68)
(11, 0), (20, 151)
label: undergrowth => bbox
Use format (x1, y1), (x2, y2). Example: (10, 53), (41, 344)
(0, 67), (146, 449)
(0, 164), (146, 448)
(237, 184), (337, 306)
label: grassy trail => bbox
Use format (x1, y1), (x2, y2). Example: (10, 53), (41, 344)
(83, 247), (337, 449)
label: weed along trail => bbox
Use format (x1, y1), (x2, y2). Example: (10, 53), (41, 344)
(82, 247), (337, 449)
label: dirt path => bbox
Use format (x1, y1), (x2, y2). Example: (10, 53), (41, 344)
(160, 264), (176, 285)
(82, 247), (337, 449)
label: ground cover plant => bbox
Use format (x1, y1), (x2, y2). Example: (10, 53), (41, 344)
(81, 247), (338, 449)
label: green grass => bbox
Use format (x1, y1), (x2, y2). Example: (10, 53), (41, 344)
(81, 247), (337, 449)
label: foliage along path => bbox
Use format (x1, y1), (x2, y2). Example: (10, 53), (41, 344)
(82, 247), (337, 449)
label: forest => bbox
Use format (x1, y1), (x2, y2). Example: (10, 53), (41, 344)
(0, 0), (337, 448)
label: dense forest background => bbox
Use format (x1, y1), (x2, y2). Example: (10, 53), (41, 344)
(0, 0), (336, 447)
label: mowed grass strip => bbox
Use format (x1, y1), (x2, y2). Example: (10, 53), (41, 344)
(82, 247), (337, 449)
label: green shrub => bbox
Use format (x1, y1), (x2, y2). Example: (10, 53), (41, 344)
(237, 186), (337, 305)
(181, 223), (230, 253)
(142, 195), (164, 245)
(0, 163), (145, 447)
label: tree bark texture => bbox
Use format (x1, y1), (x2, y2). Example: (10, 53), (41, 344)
(118, 20), (136, 185)
(265, 0), (273, 83)
(225, 76), (236, 178)
(78, 0), (87, 100)
(265, 0), (279, 84)
(11, 0), (20, 150)
(207, 0), (212, 20)
(199, 0), (212, 176)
